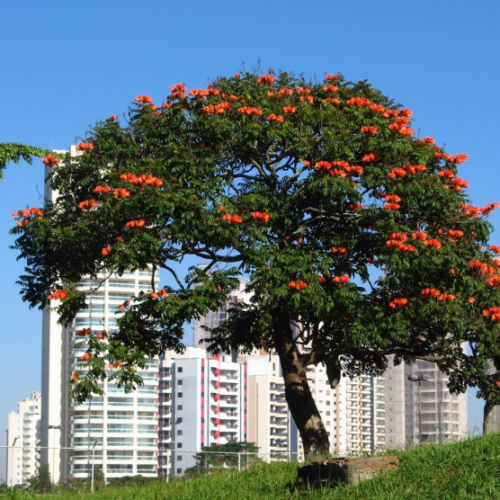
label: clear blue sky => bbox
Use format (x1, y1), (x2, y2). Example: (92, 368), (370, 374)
(1, 0), (498, 475)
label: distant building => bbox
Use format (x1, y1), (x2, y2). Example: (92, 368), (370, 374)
(384, 357), (467, 447)
(41, 147), (159, 482)
(158, 347), (247, 477)
(6, 392), (41, 486)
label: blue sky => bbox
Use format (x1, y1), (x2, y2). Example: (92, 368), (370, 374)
(1, 0), (498, 475)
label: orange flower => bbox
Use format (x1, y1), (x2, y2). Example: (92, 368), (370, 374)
(238, 106), (263, 116)
(266, 114), (284, 122)
(282, 106), (296, 114)
(362, 153), (377, 162)
(71, 372), (80, 382)
(289, 280), (307, 290)
(389, 298), (408, 308)
(80, 353), (90, 361)
(384, 203), (400, 210)
(108, 363), (115, 369)
(332, 275), (350, 283)
(257, 74), (276, 84)
(48, 289), (69, 301)
(93, 185), (112, 194)
(468, 297), (476, 303)
(360, 126), (379, 134)
(252, 211), (271, 223)
(135, 94), (153, 103)
(113, 188), (131, 198)
(222, 214), (243, 224)
(42, 155), (60, 167)
(325, 74), (339, 81)
(101, 246), (112, 256)
(346, 97), (372, 107)
(125, 219), (146, 228)
(322, 97), (341, 105)
(331, 246), (348, 254)
(76, 143), (94, 151)
(322, 85), (339, 92)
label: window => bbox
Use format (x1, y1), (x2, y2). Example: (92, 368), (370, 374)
(326, 401), (330, 406)
(178, 380), (183, 385)
(177, 468), (182, 474)
(177, 430), (182, 436)
(177, 443), (182, 448)
(326, 411), (330, 416)
(178, 392), (183, 398)
(178, 367), (183, 373)
(177, 405), (183, 411)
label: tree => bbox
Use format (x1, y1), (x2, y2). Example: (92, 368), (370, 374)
(12, 71), (500, 454)
(0, 142), (53, 178)
(187, 441), (260, 474)
(26, 463), (53, 492)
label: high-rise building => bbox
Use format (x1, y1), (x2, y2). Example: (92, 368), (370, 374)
(384, 358), (467, 447)
(193, 278), (251, 350)
(41, 147), (160, 482)
(158, 347), (247, 477)
(6, 392), (41, 487)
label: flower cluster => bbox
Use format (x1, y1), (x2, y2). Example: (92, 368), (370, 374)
(113, 188), (131, 198)
(203, 102), (232, 114)
(48, 289), (69, 301)
(125, 219), (146, 228)
(76, 328), (91, 336)
(93, 185), (112, 194)
(120, 173), (164, 187)
(267, 88), (294, 98)
(312, 160), (364, 177)
(78, 199), (98, 210)
(360, 126), (379, 134)
(238, 106), (263, 116)
(389, 298), (408, 308)
(435, 152), (469, 164)
(266, 114), (284, 122)
(447, 229), (464, 238)
(423, 239), (442, 249)
(12, 207), (44, 226)
(169, 84), (187, 99)
(42, 155), (60, 167)
(76, 143), (94, 151)
(289, 280), (307, 289)
(323, 85), (339, 93)
(346, 97), (372, 107)
(421, 288), (455, 301)
(386, 233), (415, 252)
(461, 202), (500, 217)
(362, 153), (377, 162)
(483, 307), (500, 321)
(322, 97), (341, 105)
(101, 246), (112, 256)
(388, 116), (414, 136)
(387, 164), (426, 178)
(332, 275), (350, 283)
(449, 178), (469, 191)
(222, 214), (243, 224)
(417, 136), (435, 145)
(257, 75), (277, 84)
(151, 288), (168, 299)
(252, 211), (271, 222)
(331, 246), (348, 254)
(282, 105), (296, 114)
(135, 94), (153, 103)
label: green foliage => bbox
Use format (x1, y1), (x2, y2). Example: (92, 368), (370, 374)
(5, 435), (500, 499)
(10, 70), (500, 449)
(0, 142), (52, 178)
(186, 441), (261, 475)
(26, 463), (53, 492)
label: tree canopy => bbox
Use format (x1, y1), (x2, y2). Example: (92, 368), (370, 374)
(0, 142), (53, 178)
(11, 70), (500, 453)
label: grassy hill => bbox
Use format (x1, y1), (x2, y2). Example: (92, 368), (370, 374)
(4, 434), (500, 499)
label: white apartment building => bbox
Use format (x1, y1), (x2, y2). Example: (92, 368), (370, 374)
(6, 392), (42, 487)
(384, 357), (467, 447)
(158, 347), (247, 477)
(193, 278), (252, 351)
(41, 148), (160, 482)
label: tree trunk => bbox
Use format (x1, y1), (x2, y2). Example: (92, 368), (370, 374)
(271, 308), (330, 457)
(483, 396), (494, 435)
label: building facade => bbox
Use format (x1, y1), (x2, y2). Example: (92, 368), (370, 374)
(6, 392), (41, 487)
(384, 357), (467, 447)
(158, 347), (247, 477)
(40, 148), (160, 482)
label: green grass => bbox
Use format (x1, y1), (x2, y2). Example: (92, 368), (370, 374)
(4, 434), (500, 499)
